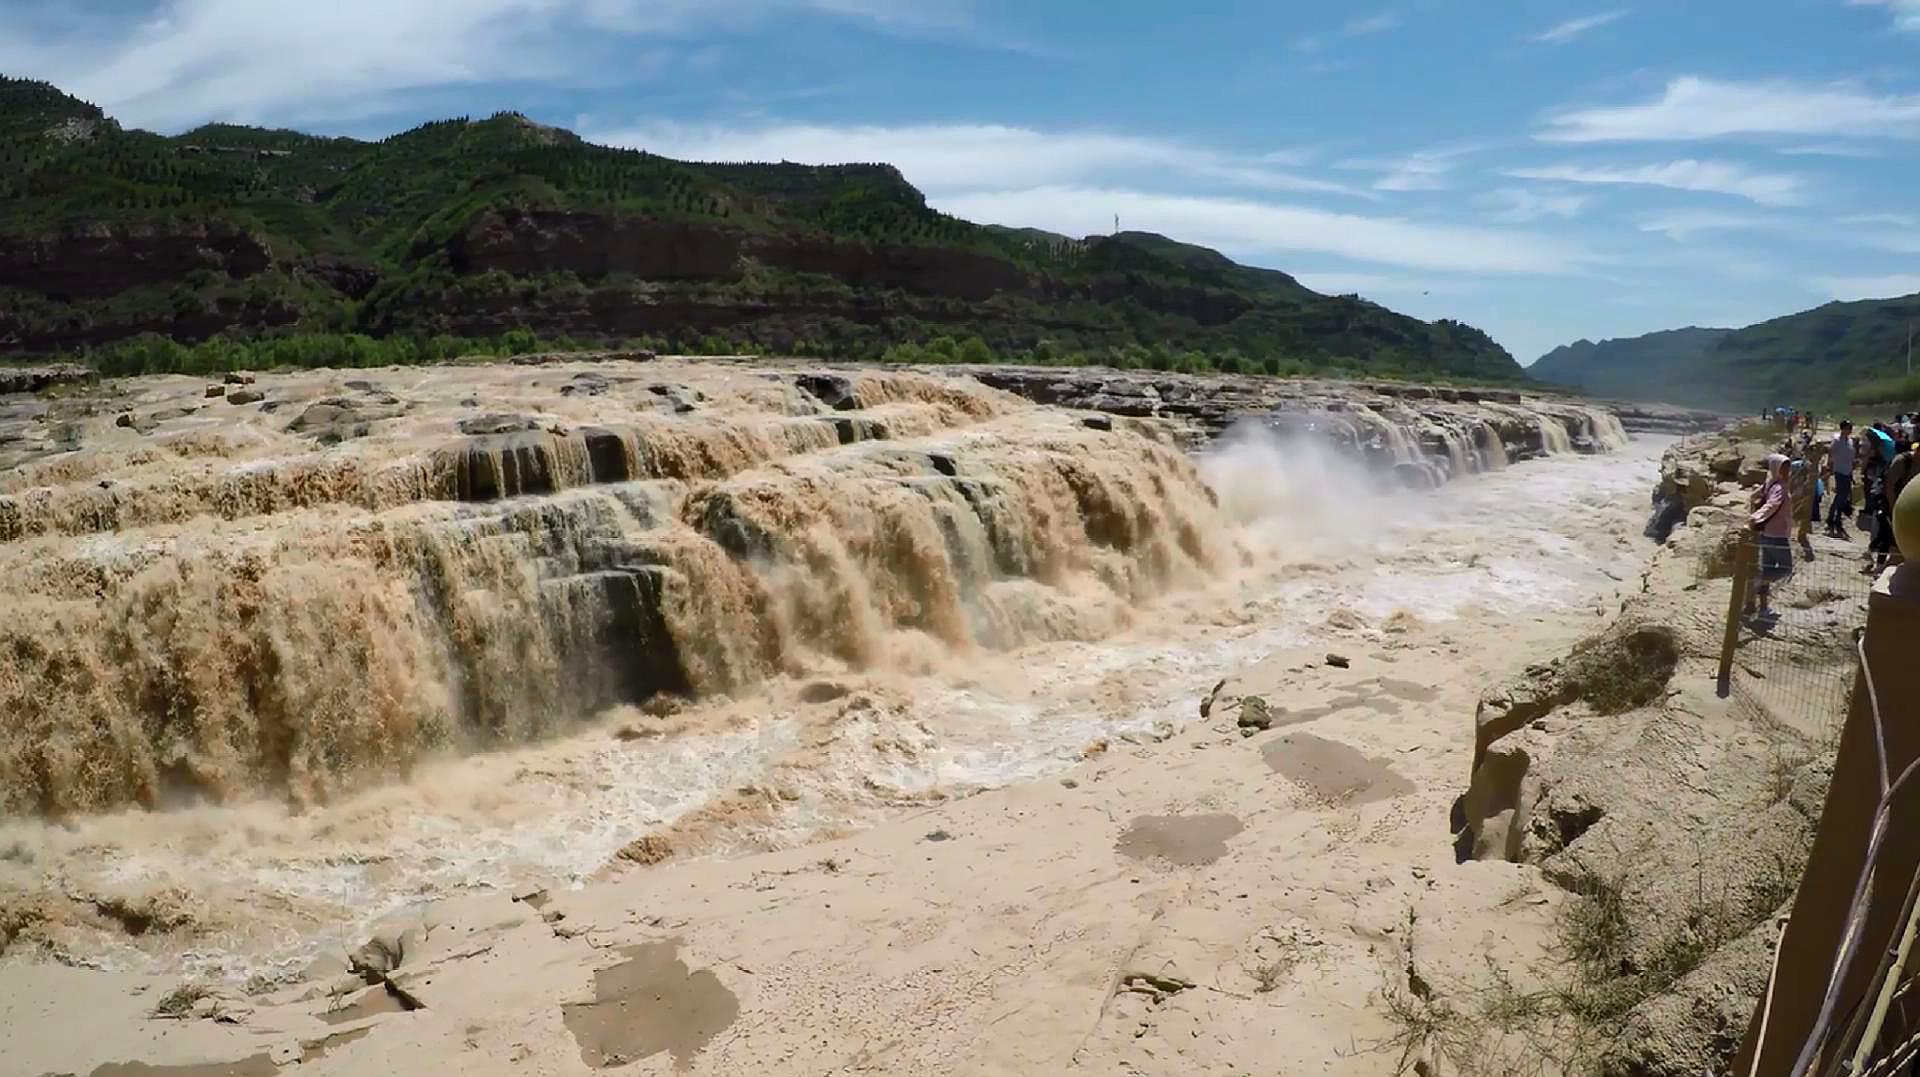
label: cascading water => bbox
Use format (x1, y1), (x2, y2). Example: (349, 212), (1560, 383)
(1536, 415), (1573, 455)
(0, 368), (1238, 816)
(0, 360), (1648, 976)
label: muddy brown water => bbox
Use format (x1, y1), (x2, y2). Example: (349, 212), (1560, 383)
(1262, 733), (1416, 805)
(562, 938), (741, 1071)
(1114, 813), (1246, 866)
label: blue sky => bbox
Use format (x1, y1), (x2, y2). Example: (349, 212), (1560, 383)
(5, 0), (1917, 364)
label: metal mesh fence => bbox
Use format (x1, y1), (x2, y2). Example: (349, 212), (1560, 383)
(1717, 530), (1874, 743)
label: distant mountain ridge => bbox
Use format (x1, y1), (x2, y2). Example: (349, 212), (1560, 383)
(0, 75), (1523, 381)
(1531, 294), (1920, 410)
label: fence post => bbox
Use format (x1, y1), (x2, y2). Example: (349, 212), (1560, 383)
(1719, 532), (1756, 696)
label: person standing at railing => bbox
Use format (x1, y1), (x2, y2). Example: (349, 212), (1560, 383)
(1790, 453), (1816, 558)
(1870, 440), (1916, 574)
(1747, 453), (1794, 623)
(1827, 421), (1857, 537)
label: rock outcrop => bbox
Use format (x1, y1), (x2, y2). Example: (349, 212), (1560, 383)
(1451, 472), (1849, 1076)
(0, 221), (272, 301)
(0, 363), (92, 395)
(1646, 427), (1795, 541)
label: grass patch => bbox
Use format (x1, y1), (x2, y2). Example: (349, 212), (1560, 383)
(150, 982), (211, 1019)
(1563, 626), (1680, 715)
(1371, 834), (1807, 1075)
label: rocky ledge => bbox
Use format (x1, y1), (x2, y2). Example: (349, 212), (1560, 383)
(0, 363), (93, 395)
(919, 364), (1630, 487)
(1602, 399), (1731, 436)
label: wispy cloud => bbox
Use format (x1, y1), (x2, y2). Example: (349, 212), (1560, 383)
(0, 0), (970, 130)
(1260, 145), (1324, 168)
(1848, 0), (1920, 32)
(1336, 142), (1491, 193)
(1506, 160), (1807, 206)
(1841, 212), (1920, 228)
(1810, 273), (1920, 301)
(1778, 143), (1885, 158)
(592, 120), (1381, 199)
(1345, 11), (1402, 34)
(1477, 187), (1590, 223)
(1636, 209), (1775, 241)
(932, 186), (1587, 275)
(1532, 9), (1628, 44)
(1540, 76), (1920, 143)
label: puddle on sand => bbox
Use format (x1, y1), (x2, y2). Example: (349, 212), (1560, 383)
(1262, 733), (1415, 805)
(85, 1056), (277, 1077)
(1115, 813), (1246, 866)
(562, 939), (740, 1071)
(1374, 678), (1439, 704)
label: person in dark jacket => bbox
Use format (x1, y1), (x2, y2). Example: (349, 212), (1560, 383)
(1870, 441), (1916, 573)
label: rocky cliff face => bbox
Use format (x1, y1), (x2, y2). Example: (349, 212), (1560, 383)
(0, 221), (272, 301)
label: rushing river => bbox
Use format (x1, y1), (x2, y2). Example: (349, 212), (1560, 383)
(0, 363), (1660, 982)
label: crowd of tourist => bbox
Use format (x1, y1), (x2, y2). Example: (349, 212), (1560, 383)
(1744, 409), (1917, 622)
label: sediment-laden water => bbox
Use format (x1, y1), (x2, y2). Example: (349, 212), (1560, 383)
(0, 360), (1640, 978)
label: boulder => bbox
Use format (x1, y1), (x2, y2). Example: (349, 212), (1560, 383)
(348, 921), (427, 979)
(796, 373), (858, 411)
(560, 372), (611, 397)
(204, 385), (224, 398)
(286, 396), (407, 440)
(457, 413), (537, 436)
(223, 372), (255, 385)
(1237, 695), (1273, 731)
(226, 389), (264, 406)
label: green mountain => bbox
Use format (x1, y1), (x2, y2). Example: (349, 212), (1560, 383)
(1529, 328), (1734, 404)
(1531, 294), (1920, 411)
(0, 76), (1522, 380)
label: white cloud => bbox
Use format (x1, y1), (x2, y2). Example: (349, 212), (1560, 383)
(1478, 187), (1591, 223)
(1811, 273), (1920, 301)
(1532, 10), (1628, 43)
(931, 186), (1587, 275)
(1540, 76), (1920, 143)
(1346, 11), (1402, 34)
(1841, 212), (1920, 228)
(0, 0), (966, 130)
(1849, 0), (1920, 32)
(592, 120), (1380, 198)
(1636, 209), (1774, 241)
(1778, 143), (1884, 158)
(1260, 145), (1324, 167)
(1505, 160), (1807, 206)
(1336, 142), (1489, 193)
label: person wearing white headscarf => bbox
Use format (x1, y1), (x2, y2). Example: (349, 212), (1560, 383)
(1747, 454), (1793, 619)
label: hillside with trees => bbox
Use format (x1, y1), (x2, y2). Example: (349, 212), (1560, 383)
(1531, 294), (1920, 411)
(0, 76), (1523, 381)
